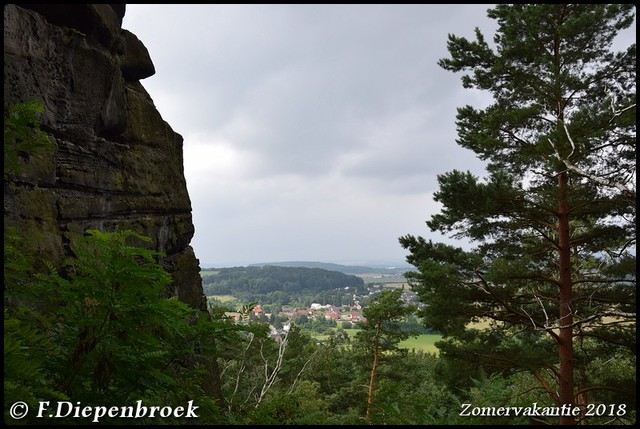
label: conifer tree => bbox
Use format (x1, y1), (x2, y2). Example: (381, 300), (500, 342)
(356, 289), (416, 423)
(400, 4), (635, 425)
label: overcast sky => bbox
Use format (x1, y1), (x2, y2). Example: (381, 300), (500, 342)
(120, 5), (504, 267)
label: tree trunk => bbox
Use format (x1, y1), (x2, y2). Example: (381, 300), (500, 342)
(557, 170), (575, 425)
(365, 323), (381, 423)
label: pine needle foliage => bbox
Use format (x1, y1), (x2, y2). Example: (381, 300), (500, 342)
(400, 4), (636, 424)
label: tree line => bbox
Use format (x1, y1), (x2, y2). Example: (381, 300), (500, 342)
(202, 266), (366, 306)
(5, 4), (636, 425)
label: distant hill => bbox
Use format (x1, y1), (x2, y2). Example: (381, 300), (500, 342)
(202, 265), (367, 306)
(249, 261), (409, 275)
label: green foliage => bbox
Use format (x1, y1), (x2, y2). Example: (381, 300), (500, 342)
(364, 351), (458, 425)
(293, 313), (338, 333)
(401, 3), (636, 424)
(202, 265), (366, 306)
(4, 99), (53, 180)
(462, 371), (547, 425)
(241, 380), (334, 425)
(47, 230), (184, 399)
(356, 289), (417, 423)
(3, 99), (480, 425)
(3, 229), (237, 424)
(356, 289), (417, 352)
(4, 228), (66, 422)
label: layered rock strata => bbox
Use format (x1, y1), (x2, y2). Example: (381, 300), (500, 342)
(4, 4), (206, 310)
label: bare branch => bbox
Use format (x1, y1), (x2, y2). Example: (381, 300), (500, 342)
(547, 310), (635, 330)
(229, 332), (255, 412)
(547, 123), (635, 197)
(287, 350), (318, 394)
(606, 86), (636, 120)
(538, 294), (552, 328)
(255, 327), (290, 407)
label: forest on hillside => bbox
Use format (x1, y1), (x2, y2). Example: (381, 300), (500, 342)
(202, 265), (367, 306)
(4, 4), (635, 426)
(248, 260), (409, 275)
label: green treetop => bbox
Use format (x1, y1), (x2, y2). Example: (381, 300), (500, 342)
(401, 4), (635, 425)
(356, 288), (416, 423)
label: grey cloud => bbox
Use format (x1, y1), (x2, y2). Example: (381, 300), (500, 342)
(123, 4), (500, 265)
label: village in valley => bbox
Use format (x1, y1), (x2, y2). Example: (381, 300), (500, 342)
(217, 281), (421, 342)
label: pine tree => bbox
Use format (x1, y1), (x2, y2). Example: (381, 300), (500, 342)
(400, 4), (635, 425)
(356, 289), (416, 423)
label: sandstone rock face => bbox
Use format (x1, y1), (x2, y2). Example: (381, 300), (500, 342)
(4, 4), (206, 311)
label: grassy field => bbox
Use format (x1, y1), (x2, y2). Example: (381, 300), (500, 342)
(399, 334), (441, 354)
(356, 274), (409, 288)
(200, 270), (219, 278)
(207, 294), (236, 303)
(313, 329), (441, 355)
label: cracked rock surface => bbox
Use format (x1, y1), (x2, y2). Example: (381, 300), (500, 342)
(4, 4), (206, 310)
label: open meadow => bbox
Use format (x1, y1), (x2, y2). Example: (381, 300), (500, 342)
(313, 328), (441, 355)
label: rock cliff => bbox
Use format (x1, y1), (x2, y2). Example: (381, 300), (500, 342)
(4, 4), (206, 310)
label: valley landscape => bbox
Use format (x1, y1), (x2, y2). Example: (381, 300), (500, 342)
(201, 261), (440, 354)
(4, 4), (635, 426)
